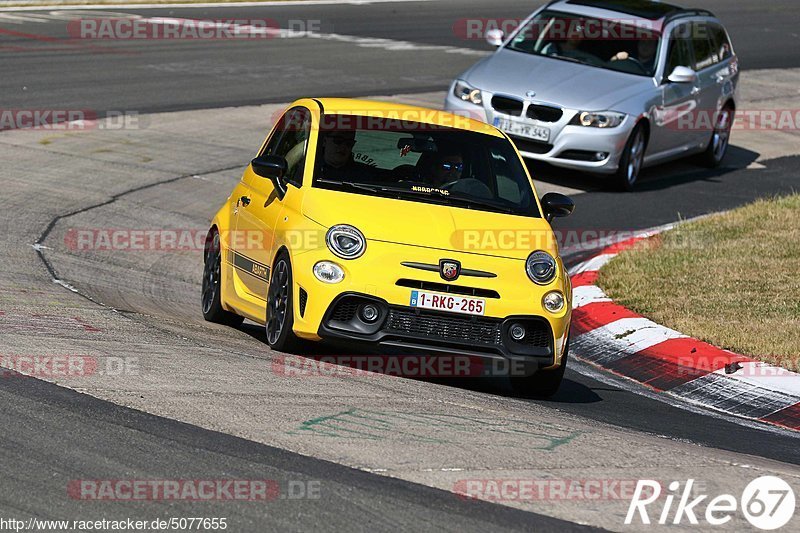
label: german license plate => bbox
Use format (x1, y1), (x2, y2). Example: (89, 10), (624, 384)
(494, 117), (550, 142)
(409, 290), (485, 316)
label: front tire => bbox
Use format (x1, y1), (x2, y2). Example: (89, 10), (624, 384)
(201, 229), (244, 327)
(611, 123), (647, 191)
(509, 340), (569, 398)
(698, 106), (733, 168)
(265, 252), (302, 352)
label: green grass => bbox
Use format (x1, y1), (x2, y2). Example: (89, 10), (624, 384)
(597, 194), (800, 367)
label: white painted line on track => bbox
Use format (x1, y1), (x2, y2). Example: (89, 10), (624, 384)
(570, 356), (800, 439)
(569, 253), (615, 274)
(713, 362), (800, 398)
(571, 285), (610, 309)
(576, 317), (687, 353)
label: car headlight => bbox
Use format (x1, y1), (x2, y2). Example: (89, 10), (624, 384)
(526, 251), (556, 285)
(453, 79), (483, 106)
(313, 261), (345, 283)
(543, 291), (565, 313)
(570, 111), (626, 128)
(326, 225), (366, 259)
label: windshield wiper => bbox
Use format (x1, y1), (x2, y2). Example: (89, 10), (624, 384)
(443, 195), (515, 214)
(316, 179), (516, 214)
(317, 179), (378, 193)
(551, 54), (586, 65)
(382, 185), (516, 214)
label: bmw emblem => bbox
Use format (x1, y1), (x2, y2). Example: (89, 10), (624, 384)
(439, 259), (461, 281)
(526, 90), (536, 98)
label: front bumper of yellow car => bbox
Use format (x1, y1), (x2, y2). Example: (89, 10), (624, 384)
(290, 239), (571, 372)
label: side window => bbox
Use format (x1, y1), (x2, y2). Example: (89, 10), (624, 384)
(261, 108), (311, 188)
(665, 25), (693, 76)
(490, 151), (522, 204)
(709, 23), (733, 62)
(691, 21), (716, 70)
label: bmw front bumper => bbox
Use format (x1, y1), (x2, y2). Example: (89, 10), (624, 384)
(444, 91), (636, 174)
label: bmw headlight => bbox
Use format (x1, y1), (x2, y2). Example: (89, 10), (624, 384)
(526, 251), (556, 285)
(326, 225), (366, 259)
(571, 111), (626, 128)
(453, 79), (483, 106)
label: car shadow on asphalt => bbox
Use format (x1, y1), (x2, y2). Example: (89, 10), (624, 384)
(239, 322), (604, 404)
(528, 144), (759, 193)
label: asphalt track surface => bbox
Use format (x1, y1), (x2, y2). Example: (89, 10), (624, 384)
(1, 0), (800, 531)
(0, 0), (799, 114)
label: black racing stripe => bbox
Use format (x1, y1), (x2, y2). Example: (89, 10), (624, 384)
(228, 250), (271, 281)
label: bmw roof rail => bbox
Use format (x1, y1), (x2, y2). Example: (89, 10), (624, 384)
(664, 8), (716, 24)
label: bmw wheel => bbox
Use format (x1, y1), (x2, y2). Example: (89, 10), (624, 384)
(265, 252), (302, 352)
(699, 105), (733, 168)
(201, 229), (244, 327)
(612, 123), (646, 192)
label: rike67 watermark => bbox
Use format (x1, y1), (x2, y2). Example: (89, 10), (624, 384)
(626, 476), (795, 530)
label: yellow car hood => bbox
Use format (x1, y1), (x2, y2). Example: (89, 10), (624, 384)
(302, 188), (557, 261)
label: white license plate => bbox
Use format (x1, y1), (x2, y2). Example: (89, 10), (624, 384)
(494, 117), (550, 142)
(409, 290), (485, 316)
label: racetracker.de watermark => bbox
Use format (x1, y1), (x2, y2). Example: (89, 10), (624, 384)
(67, 18), (321, 40)
(67, 479), (321, 501)
(271, 354), (543, 378)
(454, 478), (658, 502)
(666, 108), (800, 132)
(452, 17), (664, 41)
(0, 355), (138, 378)
(0, 110), (143, 131)
(64, 228), (715, 254)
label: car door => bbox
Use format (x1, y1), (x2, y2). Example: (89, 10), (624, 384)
(695, 21), (737, 138)
(233, 107), (311, 302)
(651, 22), (704, 155)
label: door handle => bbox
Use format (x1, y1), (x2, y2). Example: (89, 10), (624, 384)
(690, 86), (701, 96)
(238, 196), (251, 207)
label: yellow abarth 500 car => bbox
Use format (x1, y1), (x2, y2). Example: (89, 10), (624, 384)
(202, 98), (575, 395)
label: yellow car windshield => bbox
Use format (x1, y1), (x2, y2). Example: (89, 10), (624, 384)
(312, 114), (541, 218)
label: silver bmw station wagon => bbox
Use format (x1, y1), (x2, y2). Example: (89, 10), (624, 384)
(445, 0), (739, 190)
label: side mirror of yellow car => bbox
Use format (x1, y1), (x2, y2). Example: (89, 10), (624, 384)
(541, 192), (575, 223)
(251, 155), (288, 200)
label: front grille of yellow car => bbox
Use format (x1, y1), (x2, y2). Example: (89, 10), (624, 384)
(517, 323), (551, 347)
(395, 279), (500, 299)
(385, 309), (503, 346)
(330, 298), (360, 321)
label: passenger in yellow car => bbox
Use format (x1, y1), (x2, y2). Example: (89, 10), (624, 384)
(318, 130), (373, 181)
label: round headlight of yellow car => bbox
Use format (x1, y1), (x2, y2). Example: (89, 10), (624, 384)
(313, 261), (345, 283)
(326, 225), (366, 259)
(526, 251), (556, 285)
(543, 291), (565, 313)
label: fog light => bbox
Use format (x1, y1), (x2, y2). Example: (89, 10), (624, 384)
(510, 323), (526, 341)
(360, 304), (379, 322)
(594, 152), (608, 161)
(313, 261), (344, 283)
(543, 291), (565, 313)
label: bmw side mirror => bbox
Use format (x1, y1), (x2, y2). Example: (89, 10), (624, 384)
(667, 66), (697, 84)
(251, 155), (288, 199)
(541, 192), (575, 223)
(485, 28), (504, 47)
